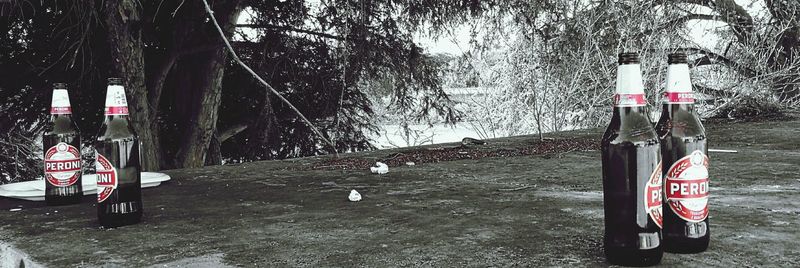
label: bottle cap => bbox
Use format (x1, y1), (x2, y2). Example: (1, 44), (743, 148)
(618, 52), (640, 64)
(667, 53), (688, 64)
(107, 77), (123, 85)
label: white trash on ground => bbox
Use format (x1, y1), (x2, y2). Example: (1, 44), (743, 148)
(370, 162), (389, 174)
(348, 189), (362, 202)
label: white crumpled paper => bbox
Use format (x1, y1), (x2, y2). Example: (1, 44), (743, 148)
(370, 162), (389, 174)
(348, 189), (362, 202)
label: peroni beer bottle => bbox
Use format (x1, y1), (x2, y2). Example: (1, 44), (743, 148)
(95, 78), (143, 228)
(601, 52), (664, 266)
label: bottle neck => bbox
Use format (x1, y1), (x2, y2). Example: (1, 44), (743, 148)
(104, 85), (129, 115)
(48, 88), (77, 133)
(664, 63), (695, 106)
(103, 84), (131, 122)
(615, 63), (645, 95)
(50, 89), (73, 116)
(100, 84), (136, 137)
(665, 63), (691, 94)
(613, 63), (648, 109)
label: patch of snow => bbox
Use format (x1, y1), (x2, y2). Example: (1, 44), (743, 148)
(370, 162), (388, 174)
(348, 190), (362, 202)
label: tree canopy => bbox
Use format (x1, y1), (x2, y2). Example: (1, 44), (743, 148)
(0, 0), (487, 182)
(1, 0), (798, 183)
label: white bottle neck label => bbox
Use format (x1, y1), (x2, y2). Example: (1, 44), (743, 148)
(614, 64), (647, 107)
(104, 85), (129, 115)
(50, 89), (72, 115)
(664, 64), (694, 104)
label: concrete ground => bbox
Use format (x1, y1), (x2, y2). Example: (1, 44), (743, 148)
(1, 118), (799, 267)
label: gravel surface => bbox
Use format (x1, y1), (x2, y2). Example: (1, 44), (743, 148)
(307, 137), (599, 170)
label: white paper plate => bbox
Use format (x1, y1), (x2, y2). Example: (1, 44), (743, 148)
(0, 172), (170, 202)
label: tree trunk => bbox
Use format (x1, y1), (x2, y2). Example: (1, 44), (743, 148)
(205, 134), (222, 166)
(174, 1), (242, 168)
(104, 0), (162, 171)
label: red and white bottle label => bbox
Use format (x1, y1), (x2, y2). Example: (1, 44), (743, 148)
(50, 89), (73, 115)
(104, 85), (129, 115)
(104, 106), (129, 115)
(645, 161), (663, 228)
(613, 93), (647, 107)
(95, 153), (118, 203)
(44, 143), (81, 187)
(665, 150), (709, 222)
(664, 92), (694, 104)
(50, 107), (72, 115)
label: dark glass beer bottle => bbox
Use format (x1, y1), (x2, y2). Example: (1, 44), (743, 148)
(95, 78), (142, 228)
(601, 52), (663, 266)
(655, 53), (710, 253)
(43, 83), (83, 205)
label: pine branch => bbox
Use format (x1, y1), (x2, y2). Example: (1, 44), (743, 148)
(235, 24), (350, 41)
(201, 0), (338, 157)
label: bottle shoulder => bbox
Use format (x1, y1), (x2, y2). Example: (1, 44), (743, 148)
(602, 131), (659, 147)
(46, 116), (81, 135)
(96, 131), (137, 142)
(602, 124), (659, 146)
(603, 110), (658, 145)
(96, 119), (137, 142)
(655, 111), (706, 139)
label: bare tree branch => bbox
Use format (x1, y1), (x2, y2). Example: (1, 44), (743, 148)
(677, 0), (756, 43)
(679, 47), (757, 77)
(202, 0), (338, 157)
(637, 13), (720, 37)
(693, 83), (734, 98)
(218, 123), (248, 142)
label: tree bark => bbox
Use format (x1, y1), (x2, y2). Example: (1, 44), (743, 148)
(104, 0), (162, 171)
(205, 134), (222, 166)
(203, 123), (247, 166)
(174, 1), (242, 168)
